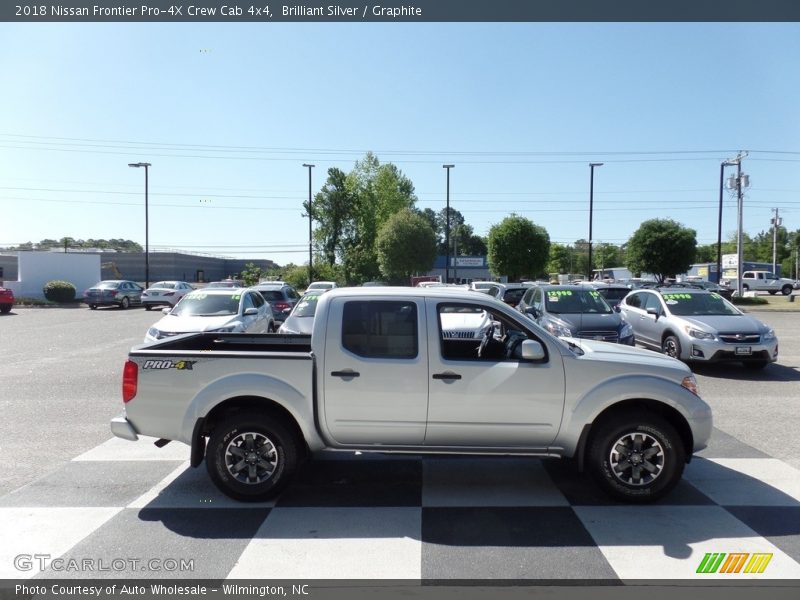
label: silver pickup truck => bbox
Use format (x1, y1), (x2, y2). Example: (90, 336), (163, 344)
(111, 287), (712, 503)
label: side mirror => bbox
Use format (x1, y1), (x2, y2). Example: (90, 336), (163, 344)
(520, 340), (546, 361)
(646, 307), (660, 320)
(243, 307), (259, 316)
(525, 306), (539, 319)
(162, 307), (171, 315)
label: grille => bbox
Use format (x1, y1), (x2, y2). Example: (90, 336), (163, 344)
(719, 333), (761, 344)
(578, 331), (619, 343)
(443, 330), (480, 339)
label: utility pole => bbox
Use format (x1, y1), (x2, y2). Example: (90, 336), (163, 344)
(588, 163), (603, 280)
(302, 163), (315, 286)
(443, 164), (455, 283)
(771, 208), (782, 275)
(728, 153), (749, 298)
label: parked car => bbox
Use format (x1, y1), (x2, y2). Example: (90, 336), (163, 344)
(145, 288), (275, 342)
(722, 270), (798, 295)
(0, 286), (14, 314)
(581, 282), (633, 309)
(83, 280), (144, 309)
(499, 284), (529, 308)
(250, 282), (301, 323)
(205, 279), (245, 289)
(277, 291), (324, 335)
(306, 281), (338, 291)
(618, 287), (778, 369)
(142, 281), (194, 310)
(517, 284), (635, 345)
(677, 280), (734, 300)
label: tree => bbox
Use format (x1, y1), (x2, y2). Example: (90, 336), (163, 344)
(626, 219), (697, 283)
(695, 244), (717, 263)
(310, 168), (355, 266)
(547, 244), (574, 275)
(593, 243), (622, 271)
(487, 215), (550, 281)
(375, 209), (437, 284)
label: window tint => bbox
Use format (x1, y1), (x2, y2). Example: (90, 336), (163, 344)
(259, 290), (284, 301)
(626, 293), (642, 308)
(641, 293), (662, 312)
(521, 288), (534, 305)
(342, 301), (418, 359)
(251, 292), (264, 307)
(438, 302), (536, 362)
(243, 293), (256, 311)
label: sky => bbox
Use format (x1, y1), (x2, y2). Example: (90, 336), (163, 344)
(1, 22), (799, 265)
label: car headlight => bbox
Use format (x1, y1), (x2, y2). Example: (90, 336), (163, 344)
(210, 325), (237, 333)
(619, 322), (634, 338)
(545, 321), (573, 337)
(147, 327), (161, 339)
(681, 375), (699, 396)
(685, 326), (715, 340)
(763, 329), (776, 341)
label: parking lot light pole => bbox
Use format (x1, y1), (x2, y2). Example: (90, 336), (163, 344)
(588, 163), (603, 280)
(303, 163), (315, 286)
(443, 164), (455, 283)
(128, 162), (151, 288)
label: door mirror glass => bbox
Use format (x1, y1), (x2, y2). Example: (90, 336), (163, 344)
(243, 307), (259, 316)
(646, 307), (660, 319)
(520, 340), (546, 361)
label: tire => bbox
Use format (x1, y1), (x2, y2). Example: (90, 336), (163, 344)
(742, 284), (749, 292)
(145, 305), (152, 311)
(267, 322), (275, 333)
(206, 410), (299, 502)
(769, 291), (777, 295)
(0, 304), (11, 314)
(120, 296), (130, 309)
(781, 285), (792, 296)
(587, 411), (685, 503)
(89, 304), (97, 310)
(662, 334), (682, 360)
(743, 360), (769, 370)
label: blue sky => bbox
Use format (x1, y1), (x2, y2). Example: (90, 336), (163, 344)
(1, 23), (799, 264)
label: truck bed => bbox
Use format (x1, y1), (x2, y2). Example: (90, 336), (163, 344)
(133, 332), (312, 354)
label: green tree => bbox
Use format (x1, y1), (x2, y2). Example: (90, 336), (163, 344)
(695, 244), (717, 263)
(310, 167), (355, 266)
(547, 244), (574, 275)
(487, 215), (550, 281)
(375, 209), (437, 284)
(593, 243), (622, 271)
(240, 262), (266, 287)
(626, 219), (697, 283)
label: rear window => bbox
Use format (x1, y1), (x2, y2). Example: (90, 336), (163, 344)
(503, 288), (526, 304)
(342, 301), (418, 359)
(259, 290), (285, 301)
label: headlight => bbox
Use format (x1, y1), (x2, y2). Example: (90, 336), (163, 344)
(545, 321), (573, 337)
(681, 375), (699, 396)
(685, 326), (715, 340)
(147, 327), (160, 339)
(763, 329), (776, 341)
(210, 325), (237, 333)
(619, 322), (634, 338)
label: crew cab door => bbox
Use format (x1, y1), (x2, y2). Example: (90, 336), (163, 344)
(425, 299), (565, 448)
(321, 297), (429, 445)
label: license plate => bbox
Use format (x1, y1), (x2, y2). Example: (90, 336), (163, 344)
(735, 346), (752, 355)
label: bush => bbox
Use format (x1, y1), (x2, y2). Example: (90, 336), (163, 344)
(43, 280), (77, 303)
(731, 296), (768, 306)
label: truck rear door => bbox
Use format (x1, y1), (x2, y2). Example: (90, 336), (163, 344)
(321, 296), (429, 445)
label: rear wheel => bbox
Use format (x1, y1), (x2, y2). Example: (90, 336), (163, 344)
(206, 411), (299, 502)
(781, 285), (792, 296)
(120, 296), (130, 309)
(742, 284), (750, 292)
(587, 411), (685, 502)
(0, 304), (11, 314)
(145, 304), (152, 311)
(89, 304), (97, 310)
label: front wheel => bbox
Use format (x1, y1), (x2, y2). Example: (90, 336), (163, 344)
(145, 304), (152, 311)
(662, 334), (682, 360)
(742, 284), (750, 292)
(206, 411), (299, 502)
(0, 305), (11, 314)
(89, 304), (97, 310)
(587, 411), (685, 502)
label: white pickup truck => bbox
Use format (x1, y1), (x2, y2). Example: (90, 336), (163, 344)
(111, 287), (712, 503)
(722, 270), (798, 295)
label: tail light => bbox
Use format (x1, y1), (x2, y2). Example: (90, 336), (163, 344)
(122, 360), (138, 403)
(272, 301), (290, 311)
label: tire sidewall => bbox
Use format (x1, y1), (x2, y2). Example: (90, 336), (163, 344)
(207, 414), (297, 502)
(662, 335), (681, 360)
(589, 416), (684, 502)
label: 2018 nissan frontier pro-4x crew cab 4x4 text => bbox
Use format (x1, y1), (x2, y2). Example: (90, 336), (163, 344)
(111, 287), (712, 503)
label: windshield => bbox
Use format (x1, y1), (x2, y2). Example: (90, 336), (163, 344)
(292, 294), (321, 317)
(597, 288), (629, 302)
(151, 281), (176, 289)
(545, 289), (613, 314)
(172, 292), (241, 317)
(503, 288), (526, 304)
(662, 292), (740, 316)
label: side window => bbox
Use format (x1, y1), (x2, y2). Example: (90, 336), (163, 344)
(744, 273), (754, 279)
(532, 289), (543, 310)
(342, 301), (418, 359)
(251, 292), (264, 308)
(242, 293), (256, 311)
(438, 303), (536, 362)
(521, 288), (534, 306)
(288, 287), (300, 300)
(626, 292), (642, 309)
(642, 293), (662, 313)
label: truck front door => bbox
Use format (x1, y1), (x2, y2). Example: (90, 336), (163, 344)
(425, 299), (565, 448)
(321, 297), (429, 445)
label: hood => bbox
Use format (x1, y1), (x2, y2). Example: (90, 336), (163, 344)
(279, 315), (314, 335)
(679, 314), (764, 334)
(153, 314), (240, 333)
(549, 312), (621, 333)
(567, 338), (690, 372)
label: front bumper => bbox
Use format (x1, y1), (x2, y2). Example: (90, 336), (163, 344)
(685, 336), (778, 363)
(111, 413), (139, 441)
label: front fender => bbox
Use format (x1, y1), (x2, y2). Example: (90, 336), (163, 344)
(179, 372), (322, 449)
(555, 374), (712, 456)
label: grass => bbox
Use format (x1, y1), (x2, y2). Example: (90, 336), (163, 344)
(14, 297), (82, 307)
(735, 294), (800, 311)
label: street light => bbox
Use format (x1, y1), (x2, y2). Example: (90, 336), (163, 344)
(302, 163), (315, 286)
(128, 162), (151, 288)
(588, 162), (603, 280)
(443, 164), (455, 283)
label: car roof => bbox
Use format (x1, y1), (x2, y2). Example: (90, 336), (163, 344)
(188, 288), (250, 296)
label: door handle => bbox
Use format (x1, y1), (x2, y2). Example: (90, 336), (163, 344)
(331, 369), (360, 378)
(432, 372), (462, 381)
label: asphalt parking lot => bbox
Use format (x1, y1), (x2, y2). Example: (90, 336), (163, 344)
(1, 304), (798, 496)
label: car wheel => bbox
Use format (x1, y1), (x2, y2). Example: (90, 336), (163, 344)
(769, 291), (777, 295)
(661, 334), (682, 360)
(743, 360), (769, 370)
(120, 296), (130, 309)
(267, 322), (275, 333)
(89, 304), (97, 310)
(781, 285), (792, 296)
(587, 411), (685, 503)
(145, 304), (152, 311)
(0, 305), (11, 314)
(742, 284), (749, 292)
(206, 411), (300, 502)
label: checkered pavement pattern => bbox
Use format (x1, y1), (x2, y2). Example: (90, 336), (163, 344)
(1, 428), (799, 581)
